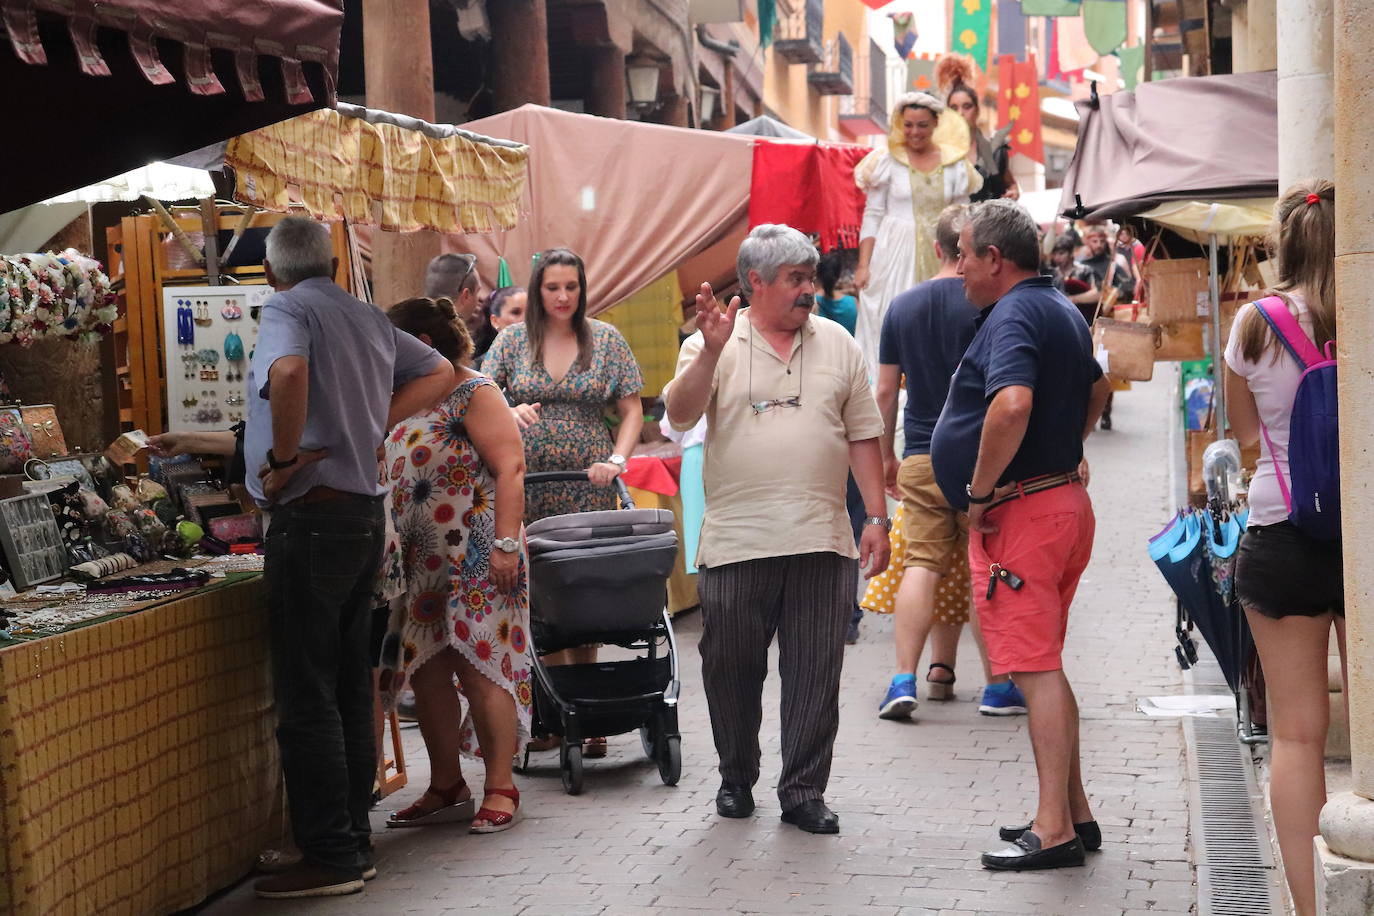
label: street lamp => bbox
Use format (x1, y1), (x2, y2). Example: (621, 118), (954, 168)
(626, 58), (662, 108)
(700, 85), (719, 124)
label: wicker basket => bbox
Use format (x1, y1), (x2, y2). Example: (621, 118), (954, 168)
(1092, 318), (1159, 381)
(1143, 258), (1210, 323)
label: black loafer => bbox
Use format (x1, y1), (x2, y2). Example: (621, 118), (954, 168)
(780, 799), (839, 835)
(981, 831), (1085, 871)
(716, 782), (755, 818)
(998, 819), (1102, 851)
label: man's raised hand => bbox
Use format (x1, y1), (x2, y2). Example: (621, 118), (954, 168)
(696, 282), (741, 354)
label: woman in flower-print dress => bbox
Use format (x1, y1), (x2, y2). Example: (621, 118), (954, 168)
(481, 248), (644, 758)
(378, 296), (530, 835)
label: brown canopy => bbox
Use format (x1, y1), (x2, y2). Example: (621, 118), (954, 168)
(0, 0), (342, 213)
(1059, 70), (1278, 221)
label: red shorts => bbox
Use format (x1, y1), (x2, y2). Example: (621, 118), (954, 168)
(969, 482), (1095, 676)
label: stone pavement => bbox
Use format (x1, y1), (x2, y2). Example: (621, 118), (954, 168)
(201, 375), (1198, 916)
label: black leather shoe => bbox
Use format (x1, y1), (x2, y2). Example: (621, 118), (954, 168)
(981, 831), (1086, 871)
(780, 799), (839, 834)
(716, 782), (755, 818)
(998, 819), (1102, 851)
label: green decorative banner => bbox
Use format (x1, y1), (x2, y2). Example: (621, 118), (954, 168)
(1116, 44), (1146, 91)
(951, 0), (991, 70)
(1083, 0), (1128, 55)
(1021, 0), (1082, 16)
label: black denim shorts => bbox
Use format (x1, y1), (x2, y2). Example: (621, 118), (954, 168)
(1235, 520), (1344, 619)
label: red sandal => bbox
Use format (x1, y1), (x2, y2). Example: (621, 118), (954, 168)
(386, 778), (474, 828)
(470, 786), (521, 835)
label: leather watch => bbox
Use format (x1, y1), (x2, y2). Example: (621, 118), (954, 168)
(864, 515), (893, 531)
(493, 536), (520, 554)
(966, 483), (994, 505)
(267, 448), (298, 471)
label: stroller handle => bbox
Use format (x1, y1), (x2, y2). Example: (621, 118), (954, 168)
(523, 470), (636, 510)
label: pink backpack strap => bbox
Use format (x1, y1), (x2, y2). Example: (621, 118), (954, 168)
(1255, 296), (1324, 368)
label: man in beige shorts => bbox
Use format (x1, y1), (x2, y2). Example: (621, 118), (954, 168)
(874, 205), (1025, 719)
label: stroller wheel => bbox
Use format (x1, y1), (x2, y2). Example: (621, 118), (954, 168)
(657, 736), (681, 787)
(639, 724), (657, 761)
(560, 743), (584, 795)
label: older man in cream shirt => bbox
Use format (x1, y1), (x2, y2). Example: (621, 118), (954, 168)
(665, 224), (890, 835)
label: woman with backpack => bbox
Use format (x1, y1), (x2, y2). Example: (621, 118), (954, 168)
(1223, 179), (1344, 916)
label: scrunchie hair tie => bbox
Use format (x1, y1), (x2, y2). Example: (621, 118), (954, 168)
(1306, 193), (1321, 205)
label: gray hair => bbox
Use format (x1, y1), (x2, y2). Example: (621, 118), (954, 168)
(264, 217), (334, 285)
(736, 224), (818, 298)
(424, 252), (479, 298)
(966, 200), (1041, 271)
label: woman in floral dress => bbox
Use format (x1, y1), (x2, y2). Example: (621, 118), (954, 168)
(481, 248), (644, 756)
(378, 297), (531, 834)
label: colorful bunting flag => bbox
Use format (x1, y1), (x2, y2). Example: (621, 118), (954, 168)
(1083, 0), (1128, 55)
(890, 12), (918, 60)
(1116, 43), (1146, 91)
(860, 0), (894, 9)
(997, 55), (1044, 164)
(907, 56), (936, 93)
(1056, 11), (1099, 73)
(951, 0), (991, 71)
(759, 0), (776, 49)
(497, 256), (512, 287)
(998, 0), (1027, 62)
(1021, 0), (1082, 15)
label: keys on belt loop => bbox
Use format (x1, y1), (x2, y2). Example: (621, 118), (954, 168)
(985, 562), (1025, 600)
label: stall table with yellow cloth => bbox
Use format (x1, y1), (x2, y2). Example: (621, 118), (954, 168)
(620, 451), (698, 614)
(0, 570), (288, 916)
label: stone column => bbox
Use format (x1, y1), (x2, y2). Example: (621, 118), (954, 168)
(587, 45), (627, 118)
(1277, 0), (1334, 186)
(363, 0), (440, 307)
(490, 0), (551, 110)
(1232, 0), (1278, 73)
(1317, 0), (1374, 909)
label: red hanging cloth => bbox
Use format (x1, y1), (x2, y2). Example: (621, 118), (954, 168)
(747, 139), (870, 252)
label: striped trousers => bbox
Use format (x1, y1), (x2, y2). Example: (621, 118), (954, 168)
(697, 551), (857, 810)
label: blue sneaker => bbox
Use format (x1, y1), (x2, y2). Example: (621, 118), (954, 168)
(878, 676), (918, 720)
(979, 681), (1028, 716)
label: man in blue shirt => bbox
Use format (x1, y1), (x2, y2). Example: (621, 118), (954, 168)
(248, 218), (453, 899)
(875, 204), (1024, 721)
(931, 200), (1110, 872)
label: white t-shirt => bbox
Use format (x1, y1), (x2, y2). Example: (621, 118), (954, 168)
(1223, 293), (1314, 526)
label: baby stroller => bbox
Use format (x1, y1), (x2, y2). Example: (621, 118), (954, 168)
(520, 470), (682, 794)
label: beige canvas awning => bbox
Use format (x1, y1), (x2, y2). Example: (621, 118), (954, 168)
(224, 105), (530, 234)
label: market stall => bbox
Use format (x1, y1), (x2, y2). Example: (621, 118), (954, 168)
(1059, 70), (1279, 497)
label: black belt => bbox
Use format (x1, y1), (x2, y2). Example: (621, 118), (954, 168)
(987, 471), (1082, 511)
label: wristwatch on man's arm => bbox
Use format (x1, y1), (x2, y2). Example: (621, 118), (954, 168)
(965, 483), (994, 505)
(864, 515), (892, 531)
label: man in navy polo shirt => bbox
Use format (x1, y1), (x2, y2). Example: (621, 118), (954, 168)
(931, 200), (1111, 872)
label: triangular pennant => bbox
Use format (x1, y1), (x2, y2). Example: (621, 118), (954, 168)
(1115, 43), (1146, 91)
(1083, 0), (1128, 55)
(891, 12), (918, 60)
(497, 256), (512, 288)
(1056, 12), (1099, 72)
(951, 0), (992, 70)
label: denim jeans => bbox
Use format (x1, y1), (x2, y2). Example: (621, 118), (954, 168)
(264, 495), (384, 872)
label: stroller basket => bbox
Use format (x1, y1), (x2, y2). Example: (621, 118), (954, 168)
(527, 506), (677, 634)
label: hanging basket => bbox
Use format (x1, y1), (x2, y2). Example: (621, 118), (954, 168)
(1093, 318), (1159, 381)
(1142, 258), (1211, 323)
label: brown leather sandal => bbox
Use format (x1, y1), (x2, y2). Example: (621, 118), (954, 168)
(926, 663), (957, 701)
(470, 785), (521, 834)
(385, 778), (474, 828)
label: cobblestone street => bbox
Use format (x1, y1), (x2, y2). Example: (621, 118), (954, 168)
(203, 374), (1198, 915)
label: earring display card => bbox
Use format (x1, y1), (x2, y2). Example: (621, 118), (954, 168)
(0, 492), (69, 589)
(162, 285), (270, 432)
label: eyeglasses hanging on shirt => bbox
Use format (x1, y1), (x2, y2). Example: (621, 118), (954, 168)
(747, 322), (803, 415)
